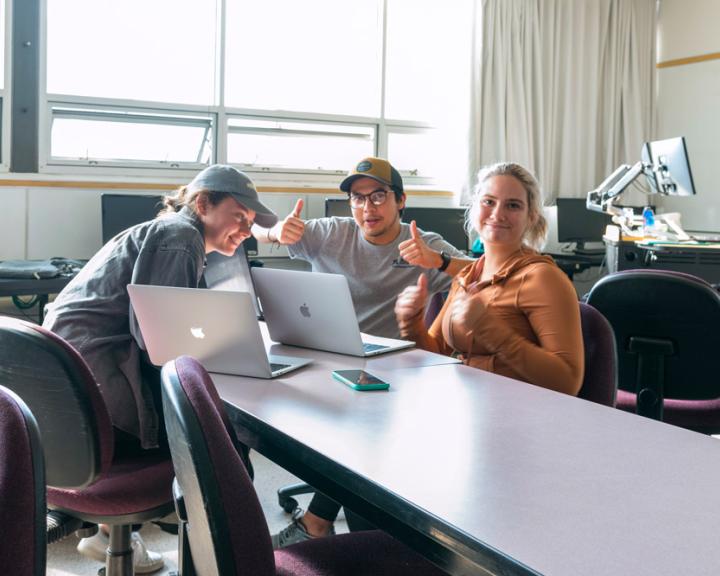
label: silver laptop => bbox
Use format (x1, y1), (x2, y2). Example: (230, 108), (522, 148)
(127, 284), (311, 378)
(251, 268), (415, 357)
(204, 246), (262, 318)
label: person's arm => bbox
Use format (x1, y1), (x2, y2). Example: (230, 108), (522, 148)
(452, 265), (583, 395)
(398, 221), (473, 277)
(253, 198), (305, 245)
(395, 274), (454, 355)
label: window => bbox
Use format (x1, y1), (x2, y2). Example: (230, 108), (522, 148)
(225, 0), (382, 117)
(48, 106), (212, 167)
(227, 117), (374, 173)
(42, 0), (472, 187)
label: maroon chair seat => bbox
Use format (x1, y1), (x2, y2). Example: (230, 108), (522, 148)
(578, 302), (617, 407)
(0, 317), (175, 576)
(586, 269), (720, 431)
(161, 355), (448, 576)
(0, 386), (46, 576)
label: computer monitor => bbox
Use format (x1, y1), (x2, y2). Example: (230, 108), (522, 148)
(324, 198), (352, 218)
(101, 193), (258, 254)
(324, 199), (468, 251)
(556, 198), (613, 251)
(641, 136), (696, 197)
(402, 207), (469, 252)
(101, 194), (164, 243)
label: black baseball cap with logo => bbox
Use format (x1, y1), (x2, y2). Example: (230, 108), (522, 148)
(339, 157), (404, 197)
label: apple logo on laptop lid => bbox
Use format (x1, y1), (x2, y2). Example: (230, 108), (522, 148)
(190, 327), (206, 339)
(300, 303), (311, 318)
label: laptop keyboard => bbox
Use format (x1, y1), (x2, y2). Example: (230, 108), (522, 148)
(363, 343), (389, 353)
(270, 362), (291, 372)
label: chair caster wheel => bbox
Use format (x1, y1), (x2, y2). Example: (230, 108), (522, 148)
(279, 496), (299, 514)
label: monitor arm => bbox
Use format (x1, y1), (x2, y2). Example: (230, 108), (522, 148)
(586, 161), (645, 216)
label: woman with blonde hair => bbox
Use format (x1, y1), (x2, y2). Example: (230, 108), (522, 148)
(395, 162), (583, 395)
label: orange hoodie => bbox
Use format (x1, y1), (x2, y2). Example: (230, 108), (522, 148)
(404, 247), (584, 395)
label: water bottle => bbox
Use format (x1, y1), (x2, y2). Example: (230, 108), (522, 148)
(642, 206), (655, 237)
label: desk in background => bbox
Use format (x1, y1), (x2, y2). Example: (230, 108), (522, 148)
(0, 275), (74, 323)
(214, 337), (720, 576)
(605, 238), (720, 284)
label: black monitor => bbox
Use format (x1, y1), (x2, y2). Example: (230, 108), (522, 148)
(402, 207), (469, 252)
(324, 198), (352, 218)
(101, 194), (164, 243)
(100, 193), (258, 254)
(641, 136), (696, 197)
(324, 199), (468, 251)
(556, 198), (613, 250)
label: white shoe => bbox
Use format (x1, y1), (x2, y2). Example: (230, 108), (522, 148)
(77, 529), (165, 574)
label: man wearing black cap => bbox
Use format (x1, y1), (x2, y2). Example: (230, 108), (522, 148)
(254, 157), (471, 547)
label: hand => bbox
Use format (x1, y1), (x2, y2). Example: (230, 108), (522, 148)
(398, 221), (444, 269)
(395, 273), (429, 331)
(273, 199), (305, 244)
(448, 289), (486, 334)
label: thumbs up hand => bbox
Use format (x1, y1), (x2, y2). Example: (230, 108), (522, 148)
(398, 220), (446, 270)
(273, 198), (306, 245)
(395, 273), (430, 333)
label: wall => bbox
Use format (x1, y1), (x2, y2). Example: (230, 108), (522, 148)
(0, 178), (456, 261)
(655, 0), (720, 231)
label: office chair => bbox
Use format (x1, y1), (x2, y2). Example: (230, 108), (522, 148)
(277, 291), (449, 514)
(0, 386), (46, 576)
(160, 355), (447, 576)
(0, 316), (175, 576)
(577, 302), (617, 407)
(586, 270), (720, 431)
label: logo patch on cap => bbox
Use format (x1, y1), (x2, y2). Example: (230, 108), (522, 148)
(356, 160), (373, 173)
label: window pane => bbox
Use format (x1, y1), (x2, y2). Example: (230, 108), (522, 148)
(50, 110), (212, 165)
(225, 0), (382, 116)
(388, 127), (467, 188)
(385, 0), (473, 123)
(0, 1), (4, 90)
(46, 0), (218, 105)
(227, 117), (374, 171)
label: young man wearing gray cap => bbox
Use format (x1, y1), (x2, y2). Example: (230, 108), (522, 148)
(253, 156), (471, 547)
(44, 164), (277, 572)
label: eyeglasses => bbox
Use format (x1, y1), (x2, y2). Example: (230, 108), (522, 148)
(349, 190), (389, 209)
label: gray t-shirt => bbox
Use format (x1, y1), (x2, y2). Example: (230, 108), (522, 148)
(287, 217), (468, 338)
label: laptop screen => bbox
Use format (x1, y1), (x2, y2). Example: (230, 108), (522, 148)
(204, 245), (262, 318)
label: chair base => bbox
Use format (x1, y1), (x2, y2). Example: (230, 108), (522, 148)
(277, 482), (313, 513)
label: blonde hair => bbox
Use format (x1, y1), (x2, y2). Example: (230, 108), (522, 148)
(159, 186), (230, 216)
(465, 162), (548, 250)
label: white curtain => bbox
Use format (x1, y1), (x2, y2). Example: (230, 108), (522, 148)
(465, 0), (657, 204)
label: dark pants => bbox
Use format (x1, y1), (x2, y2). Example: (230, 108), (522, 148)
(308, 492), (375, 532)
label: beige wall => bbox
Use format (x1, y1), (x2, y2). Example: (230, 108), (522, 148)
(655, 0), (720, 230)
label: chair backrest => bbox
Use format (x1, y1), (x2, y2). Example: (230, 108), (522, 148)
(0, 386), (46, 576)
(161, 356), (275, 576)
(0, 316), (113, 488)
(578, 302), (617, 407)
(586, 270), (720, 400)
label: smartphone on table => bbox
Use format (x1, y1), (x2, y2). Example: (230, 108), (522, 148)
(332, 369), (390, 391)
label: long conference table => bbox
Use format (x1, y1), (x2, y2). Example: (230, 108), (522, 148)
(212, 330), (720, 576)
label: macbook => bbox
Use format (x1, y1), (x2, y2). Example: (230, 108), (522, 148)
(204, 245), (262, 318)
(251, 268), (415, 357)
(127, 284), (311, 378)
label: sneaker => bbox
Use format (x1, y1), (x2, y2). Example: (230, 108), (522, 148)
(271, 508), (335, 549)
(77, 529), (165, 574)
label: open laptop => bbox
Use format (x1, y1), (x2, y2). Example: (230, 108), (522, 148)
(251, 268), (415, 357)
(127, 285), (311, 378)
(204, 245), (262, 318)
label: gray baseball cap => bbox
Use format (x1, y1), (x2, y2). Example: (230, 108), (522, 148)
(187, 164), (278, 228)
